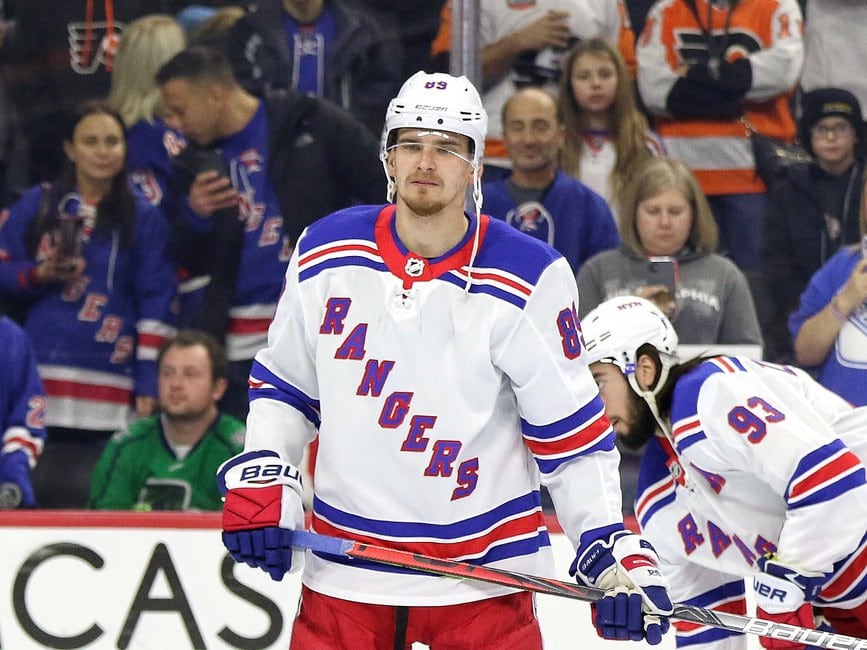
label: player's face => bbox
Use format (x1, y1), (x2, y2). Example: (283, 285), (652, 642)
(811, 116), (858, 170)
(570, 52), (618, 117)
(591, 362), (657, 450)
(387, 129), (474, 217)
(160, 78), (222, 146)
(63, 113), (126, 195)
(636, 187), (693, 257)
(158, 344), (226, 421)
(503, 91), (564, 175)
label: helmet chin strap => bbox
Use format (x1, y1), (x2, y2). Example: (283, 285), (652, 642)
(463, 165), (483, 294)
(626, 351), (676, 442)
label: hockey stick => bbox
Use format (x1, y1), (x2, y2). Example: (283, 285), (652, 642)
(291, 530), (867, 650)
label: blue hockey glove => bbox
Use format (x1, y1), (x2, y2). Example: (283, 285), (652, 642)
(571, 530), (673, 644)
(217, 450), (305, 581)
(754, 554), (827, 650)
(0, 450), (36, 508)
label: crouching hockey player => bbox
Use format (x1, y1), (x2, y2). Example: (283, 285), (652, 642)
(582, 295), (867, 649)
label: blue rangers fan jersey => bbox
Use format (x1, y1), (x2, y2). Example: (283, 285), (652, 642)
(0, 316), (46, 475)
(178, 105), (291, 361)
(244, 204), (626, 606)
(635, 356), (867, 648)
(126, 118), (185, 211)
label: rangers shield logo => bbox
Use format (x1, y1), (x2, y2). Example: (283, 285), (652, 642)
(506, 201), (555, 246)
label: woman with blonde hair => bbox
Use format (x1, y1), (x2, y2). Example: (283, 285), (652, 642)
(557, 37), (663, 223)
(576, 156), (761, 347)
(109, 14), (187, 211)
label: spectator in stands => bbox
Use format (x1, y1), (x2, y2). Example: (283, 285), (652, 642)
(556, 37), (663, 225)
(352, 0), (447, 81)
(185, 6), (245, 50)
(221, 0), (404, 135)
(763, 87), (865, 364)
(576, 156), (762, 347)
(89, 329), (244, 510)
(0, 315), (46, 509)
(482, 86), (620, 274)
(110, 14), (187, 216)
(636, 0), (803, 275)
(0, 84), (28, 206)
(480, 0), (635, 178)
(800, 0), (867, 113)
(156, 46), (383, 420)
(789, 178), (867, 407)
(0, 100), (177, 508)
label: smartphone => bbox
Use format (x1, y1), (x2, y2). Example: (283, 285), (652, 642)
(647, 256), (678, 297)
(194, 147), (226, 176)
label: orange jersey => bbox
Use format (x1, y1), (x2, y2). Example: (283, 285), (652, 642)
(637, 0), (803, 195)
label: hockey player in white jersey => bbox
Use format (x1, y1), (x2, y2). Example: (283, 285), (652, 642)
(581, 295), (867, 649)
(215, 71), (673, 647)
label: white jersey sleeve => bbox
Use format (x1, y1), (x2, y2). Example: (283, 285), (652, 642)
(493, 257), (624, 546)
(245, 233), (319, 467)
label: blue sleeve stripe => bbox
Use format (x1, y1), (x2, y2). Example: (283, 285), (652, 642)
(522, 397), (606, 441)
(249, 360), (321, 427)
(675, 432), (707, 453)
(638, 492), (676, 530)
(789, 470), (867, 509)
(534, 433), (616, 475)
(787, 439), (867, 508)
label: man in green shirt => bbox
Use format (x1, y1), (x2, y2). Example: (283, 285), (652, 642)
(89, 330), (245, 510)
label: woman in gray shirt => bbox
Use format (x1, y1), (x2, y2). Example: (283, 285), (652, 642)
(577, 156), (762, 348)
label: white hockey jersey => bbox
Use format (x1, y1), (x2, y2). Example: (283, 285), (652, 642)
(244, 204), (626, 606)
(635, 356), (867, 648)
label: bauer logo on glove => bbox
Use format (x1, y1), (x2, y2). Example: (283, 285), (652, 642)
(216, 450), (306, 580)
(239, 462), (301, 485)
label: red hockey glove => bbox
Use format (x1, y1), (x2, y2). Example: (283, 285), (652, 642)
(754, 554), (827, 650)
(217, 450), (305, 581)
(571, 530), (673, 645)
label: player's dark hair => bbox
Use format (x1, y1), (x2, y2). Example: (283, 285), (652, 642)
(155, 46), (237, 87)
(654, 354), (714, 419)
(28, 100), (136, 255)
(158, 329), (229, 382)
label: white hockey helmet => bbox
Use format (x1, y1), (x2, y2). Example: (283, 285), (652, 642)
(381, 71), (488, 167)
(581, 296), (679, 397)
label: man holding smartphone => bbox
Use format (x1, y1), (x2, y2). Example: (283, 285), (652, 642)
(157, 46), (384, 420)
